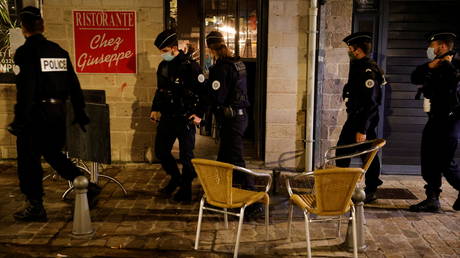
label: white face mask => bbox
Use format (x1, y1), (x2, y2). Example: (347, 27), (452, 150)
(161, 51), (175, 62)
(426, 47), (436, 60)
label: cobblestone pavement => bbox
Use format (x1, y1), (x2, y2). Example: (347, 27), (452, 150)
(0, 162), (459, 257)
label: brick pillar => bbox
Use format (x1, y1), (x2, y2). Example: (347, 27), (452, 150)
(315, 0), (353, 166)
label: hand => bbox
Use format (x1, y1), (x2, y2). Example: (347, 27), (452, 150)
(428, 58), (442, 69)
(442, 55), (453, 63)
(356, 132), (366, 143)
(188, 114), (202, 125)
(73, 112), (90, 132)
(150, 111), (160, 123)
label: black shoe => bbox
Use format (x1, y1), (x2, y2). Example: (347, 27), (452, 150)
(159, 178), (180, 196)
(409, 199), (441, 213)
(173, 184), (192, 203)
(244, 204), (264, 222)
(364, 191), (377, 204)
(14, 201), (48, 222)
(453, 193), (460, 211)
(87, 182), (102, 209)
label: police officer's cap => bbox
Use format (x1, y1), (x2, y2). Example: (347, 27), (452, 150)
(19, 6), (41, 20)
(428, 32), (456, 42)
(343, 32), (373, 45)
(206, 31), (225, 46)
(154, 29), (177, 49)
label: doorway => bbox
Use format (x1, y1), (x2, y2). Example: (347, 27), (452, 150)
(164, 0), (268, 159)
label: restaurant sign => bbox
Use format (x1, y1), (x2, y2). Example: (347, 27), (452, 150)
(73, 10), (136, 73)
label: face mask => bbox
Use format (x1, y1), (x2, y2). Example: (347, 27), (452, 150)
(161, 51), (175, 62)
(426, 47), (436, 60)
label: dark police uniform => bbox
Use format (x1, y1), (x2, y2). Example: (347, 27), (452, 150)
(410, 32), (460, 212)
(336, 32), (386, 201)
(9, 7), (99, 222)
(151, 47), (205, 202)
(208, 57), (250, 170)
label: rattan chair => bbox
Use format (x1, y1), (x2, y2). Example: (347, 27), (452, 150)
(324, 138), (386, 175)
(286, 167), (364, 258)
(192, 158), (272, 258)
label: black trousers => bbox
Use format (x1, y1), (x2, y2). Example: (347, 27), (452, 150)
(217, 114), (254, 190)
(336, 116), (382, 192)
(421, 118), (460, 197)
(155, 117), (196, 184)
(16, 105), (82, 202)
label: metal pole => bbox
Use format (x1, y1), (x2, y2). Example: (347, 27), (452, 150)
(305, 0), (318, 171)
(345, 187), (367, 252)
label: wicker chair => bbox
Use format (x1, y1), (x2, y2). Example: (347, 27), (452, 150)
(324, 138), (386, 175)
(192, 158), (272, 258)
(286, 167), (364, 258)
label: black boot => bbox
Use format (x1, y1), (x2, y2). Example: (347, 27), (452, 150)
(453, 192), (460, 211)
(87, 182), (102, 209)
(364, 188), (378, 204)
(159, 176), (180, 196)
(173, 183), (192, 203)
(244, 203), (265, 222)
(409, 198), (441, 213)
(14, 200), (48, 222)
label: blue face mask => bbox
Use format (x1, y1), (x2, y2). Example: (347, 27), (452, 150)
(161, 51), (175, 62)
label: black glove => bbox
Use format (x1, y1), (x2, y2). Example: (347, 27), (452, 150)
(72, 111), (90, 132)
(7, 122), (24, 136)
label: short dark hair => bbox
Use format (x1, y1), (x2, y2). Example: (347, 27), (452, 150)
(436, 39), (454, 50)
(351, 41), (372, 55)
(21, 16), (44, 34)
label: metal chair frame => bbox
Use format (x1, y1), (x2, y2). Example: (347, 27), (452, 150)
(193, 160), (272, 258)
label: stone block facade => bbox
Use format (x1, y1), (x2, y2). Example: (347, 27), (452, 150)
(316, 0), (353, 165)
(266, 0), (309, 169)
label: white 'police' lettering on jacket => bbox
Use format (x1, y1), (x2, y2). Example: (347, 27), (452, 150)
(40, 58), (67, 72)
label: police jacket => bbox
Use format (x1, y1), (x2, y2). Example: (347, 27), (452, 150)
(12, 34), (86, 131)
(151, 51), (205, 118)
(411, 58), (460, 120)
(342, 57), (385, 133)
(208, 57), (250, 111)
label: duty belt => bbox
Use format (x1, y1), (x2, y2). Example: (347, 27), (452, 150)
(41, 98), (63, 104)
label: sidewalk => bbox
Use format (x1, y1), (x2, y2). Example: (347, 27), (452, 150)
(0, 162), (459, 257)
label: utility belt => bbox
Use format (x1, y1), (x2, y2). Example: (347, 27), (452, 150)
(221, 106), (246, 119)
(40, 98), (64, 104)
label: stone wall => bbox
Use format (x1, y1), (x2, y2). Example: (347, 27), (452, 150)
(317, 0), (353, 165)
(266, 0), (309, 169)
(0, 0), (165, 162)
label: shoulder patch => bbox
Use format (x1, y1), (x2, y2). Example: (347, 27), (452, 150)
(212, 80), (221, 90)
(40, 58), (67, 72)
(233, 61), (246, 72)
(197, 74), (205, 83)
(365, 79), (375, 88)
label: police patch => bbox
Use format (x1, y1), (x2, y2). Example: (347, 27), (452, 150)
(40, 58), (67, 72)
(365, 79), (375, 88)
(198, 74), (205, 83)
(212, 80), (221, 90)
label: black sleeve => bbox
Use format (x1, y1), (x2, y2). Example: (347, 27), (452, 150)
(151, 62), (167, 112)
(188, 61), (208, 117)
(209, 64), (230, 106)
(355, 68), (381, 134)
(411, 63), (431, 85)
(67, 53), (87, 119)
(12, 47), (38, 127)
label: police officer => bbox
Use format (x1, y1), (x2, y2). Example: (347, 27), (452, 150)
(8, 6), (101, 222)
(151, 29), (205, 203)
(206, 31), (262, 218)
(336, 32), (386, 203)
(409, 32), (460, 212)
